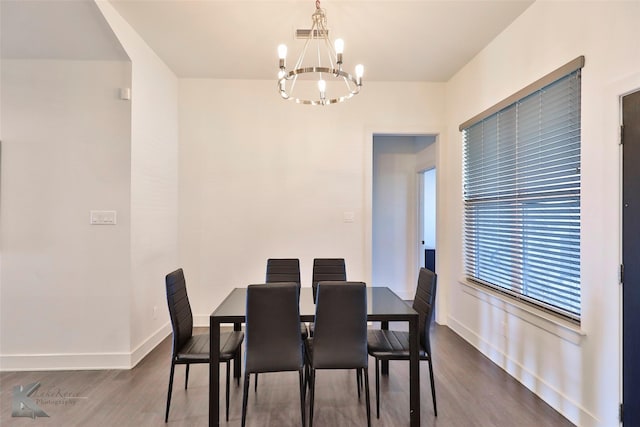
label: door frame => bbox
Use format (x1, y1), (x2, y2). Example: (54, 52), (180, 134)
(610, 72), (640, 425)
(364, 128), (441, 298)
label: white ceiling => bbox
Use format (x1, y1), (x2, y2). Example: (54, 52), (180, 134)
(1, 0), (535, 82)
(0, 0), (129, 61)
(109, 0), (534, 81)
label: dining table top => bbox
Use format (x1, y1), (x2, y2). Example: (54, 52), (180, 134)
(210, 286), (418, 322)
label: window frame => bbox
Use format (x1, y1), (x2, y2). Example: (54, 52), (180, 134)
(460, 57), (584, 323)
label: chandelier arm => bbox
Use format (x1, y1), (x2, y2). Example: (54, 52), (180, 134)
(341, 74), (354, 91)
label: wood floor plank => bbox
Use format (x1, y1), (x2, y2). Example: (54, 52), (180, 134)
(0, 325), (575, 426)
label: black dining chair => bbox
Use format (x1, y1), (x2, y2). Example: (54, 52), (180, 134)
(265, 258), (308, 339)
(367, 267), (438, 418)
(255, 258), (308, 392)
(309, 258), (347, 337)
(305, 281), (371, 427)
(164, 268), (244, 422)
(266, 258), (301, 284)
(242, 282), (306, 427)
(311, 258), (347, 302)
(266, 258), (309, 340)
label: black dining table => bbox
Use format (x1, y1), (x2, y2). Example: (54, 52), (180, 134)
(209, 286), (421, 426)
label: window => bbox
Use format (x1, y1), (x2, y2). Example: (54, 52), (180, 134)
(461, 57), (583, 322)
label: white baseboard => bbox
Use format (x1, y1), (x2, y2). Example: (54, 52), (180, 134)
(193, 314), (209, 328)
(447, 315), (598, 427)
(0, 322), (172, 372)
(130, 321), (172, 367)
(0, 351), (132, 371)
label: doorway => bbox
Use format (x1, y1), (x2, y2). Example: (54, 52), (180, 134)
(371, 134), (436, 299)
(419, 168), (437, 273)
(622, 89), (640, 425)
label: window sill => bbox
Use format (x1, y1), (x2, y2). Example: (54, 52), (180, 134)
(458, 277), (586, 345)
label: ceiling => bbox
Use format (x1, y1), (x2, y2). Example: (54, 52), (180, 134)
(1, 0), (535, 82)
(1, 0), (129, 61)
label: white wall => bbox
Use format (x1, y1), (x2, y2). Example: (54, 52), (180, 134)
(0, 0), (179, 370)
(442, 1), (640, 426)
(178, 80), (445, 322)
(96, 0), (179, 365)
(0, 59), (133, 369)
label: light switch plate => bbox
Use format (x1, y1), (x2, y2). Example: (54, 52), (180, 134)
(90, 210), (117, 225)
(343, 211), (355, 223)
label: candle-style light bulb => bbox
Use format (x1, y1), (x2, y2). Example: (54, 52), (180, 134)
(334, 38), (344, 66)
(318, 79), (327, 100)
(355, 64), (364, 86)
(278, 44), (287, 59)
(278, 44), (287, 69)
(318, 79), (327, 92)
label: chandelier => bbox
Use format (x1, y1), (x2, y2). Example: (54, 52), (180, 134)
(277, 0), (363, 106)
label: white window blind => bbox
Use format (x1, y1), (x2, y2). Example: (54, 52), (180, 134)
(462, 63), (582, 322)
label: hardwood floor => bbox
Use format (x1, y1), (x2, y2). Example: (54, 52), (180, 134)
(0, 325), (575, 426)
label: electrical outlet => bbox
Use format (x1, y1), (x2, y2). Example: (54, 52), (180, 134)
(153, 306), (158, 319)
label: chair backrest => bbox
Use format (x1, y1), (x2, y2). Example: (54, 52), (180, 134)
(165, 268), (194, 355)
(312, 281), (368, 369)
(412, 268), (438, 354)
(266, 258), (301, 285)
(312, 258), (346, 301)
(245, 283), (304, 373)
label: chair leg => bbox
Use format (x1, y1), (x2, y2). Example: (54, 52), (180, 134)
(254, 373), (259, 392)
(428, 358), (438, 416)
(184, 363), (190, 389)
(303, 345), (309, 391)
(375, 358), (380, 419)
(356, 369), (361, 399)
(235, 347), (242, 385)
(241, 372), (250, 427)
(363, 367), (372, 427)
(303, 364), (308, 400)
(226, 360), (231, 422)
(165, 361), (176, 422)
(298, 369), (306, 427)
(309, 369), (316, 427)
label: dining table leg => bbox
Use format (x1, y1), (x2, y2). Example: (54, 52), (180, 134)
(381, 320), (389, 375)
(233, 322), (242, 380)
(409, 313), (420, 427)
(210, 317), (221, 427)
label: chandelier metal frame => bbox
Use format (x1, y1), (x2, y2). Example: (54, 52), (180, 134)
(277, 0), (363, 106)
